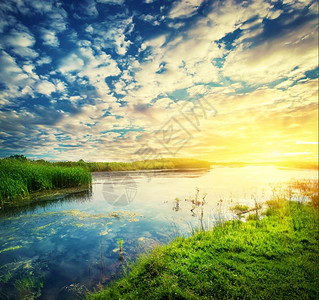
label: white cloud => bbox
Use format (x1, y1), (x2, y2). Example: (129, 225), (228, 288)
(5, 29), (34, 47)
(59, 54), (85, 73)
(85, 25), (94, 34)
(29, 1), (53, 14)
(169, 0), (204, 19)
(36, 80), (56, 96)
(69, 95), (83, 103)
(46, 10), (68, 32)
(77, 46), (121, 96)
(21, 86), (34, 96)
(58, 46), (121, 98)
(55, 80), (67, 93)
(41, 29), (59, 47)
(0, 50), (30, 97)
(3, 28), (38, 58)
(35, 58), (51, 68)
(90, 17), (133, 56)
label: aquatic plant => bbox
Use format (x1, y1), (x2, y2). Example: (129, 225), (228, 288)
(117, 239), (124, 253)
(172, 198), (181, 211)
(185, 187), (207, 216)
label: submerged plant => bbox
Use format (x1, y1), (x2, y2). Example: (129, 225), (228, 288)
(14, 274), (43, 299)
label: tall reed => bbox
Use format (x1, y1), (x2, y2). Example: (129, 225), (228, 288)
(0, 159), (91, 205)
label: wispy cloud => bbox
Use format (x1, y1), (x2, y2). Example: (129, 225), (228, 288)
(169, 0), (205, 19)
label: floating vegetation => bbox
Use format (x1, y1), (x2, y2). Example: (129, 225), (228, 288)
(0, 245), (22, 254)
(60, 209), (143, 220)
(74, 223), (84, 228)
(35, 221), (58, 231)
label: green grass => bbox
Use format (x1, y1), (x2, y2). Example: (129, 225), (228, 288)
(0, 159), (92, 206)
(53, 158), (211, 172)
(88, 199), (319, 299)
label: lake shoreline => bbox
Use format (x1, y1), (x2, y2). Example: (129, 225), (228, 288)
(2, 160), (317, 209)
(88, 195), (319, 299)
(0, 157), (213, 208)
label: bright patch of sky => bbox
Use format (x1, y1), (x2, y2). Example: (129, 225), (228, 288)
(0, 0), (318, 162)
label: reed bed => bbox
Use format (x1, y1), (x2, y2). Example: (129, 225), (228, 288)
(0, 159), (91, 206)
(53, 158), (211, 172)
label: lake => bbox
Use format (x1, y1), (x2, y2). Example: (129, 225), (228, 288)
(0, 166), (317, 299)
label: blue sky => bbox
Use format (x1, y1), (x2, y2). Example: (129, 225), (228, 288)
(0, 0), (318, 162)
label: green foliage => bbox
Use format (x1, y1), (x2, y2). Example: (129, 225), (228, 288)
(88, 193), (319, 299)
(9, 154), (28, 161)
(0, 159), (91, 206)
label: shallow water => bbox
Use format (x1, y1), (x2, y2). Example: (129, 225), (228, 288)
(0, 166), (317, 299)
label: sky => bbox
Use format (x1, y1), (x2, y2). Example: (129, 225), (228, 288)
(0, 0), (318, 163)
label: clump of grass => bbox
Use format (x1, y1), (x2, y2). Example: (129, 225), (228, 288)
(246, 213), (259, 221)
(0, 159), (91, 206)
(289, 179), (318, 208)
(88, 180), (319, 300)
(230, 204), (250, 212)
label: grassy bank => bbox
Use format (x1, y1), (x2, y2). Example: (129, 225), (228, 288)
(0, 159), (92, 206)
(88, 192), (319, 299)
(54, 158), (211, 172)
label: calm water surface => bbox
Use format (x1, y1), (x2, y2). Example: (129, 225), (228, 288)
(0, 166), (317, 299)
